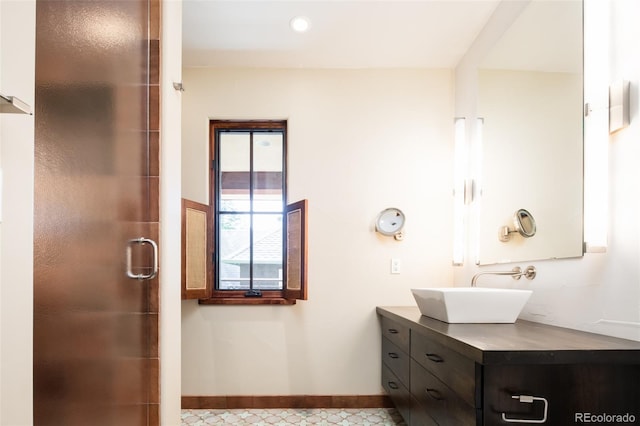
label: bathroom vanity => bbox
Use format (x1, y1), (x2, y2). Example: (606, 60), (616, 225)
(377, 306), (640, 426)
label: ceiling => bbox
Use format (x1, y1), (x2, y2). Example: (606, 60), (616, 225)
(480, 0), (582, 73)
(182, 0), (503, 69)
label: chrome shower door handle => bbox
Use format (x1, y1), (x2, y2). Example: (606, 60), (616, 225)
(126, 237), (158, 280)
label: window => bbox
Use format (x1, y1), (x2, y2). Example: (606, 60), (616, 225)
(215, 120), (286, 293)
(181, 120), (307, 305)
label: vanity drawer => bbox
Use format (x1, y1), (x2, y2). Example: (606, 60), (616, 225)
(381, 317), (410, 353)
(411, 331), (476, 406)
(411, 360), (476, 426)
(409, 396), (438, 426)
(482, 364), (640, 426)
(382, 337), (410, 386)
(382, 363), (412, 425)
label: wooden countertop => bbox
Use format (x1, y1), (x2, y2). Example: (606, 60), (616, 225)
(377, 306), (640, 365)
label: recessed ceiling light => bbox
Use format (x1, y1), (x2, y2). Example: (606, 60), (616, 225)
(290, 16), (310, 33)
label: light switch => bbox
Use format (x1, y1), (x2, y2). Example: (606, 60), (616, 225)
(391, 258), (401, 274)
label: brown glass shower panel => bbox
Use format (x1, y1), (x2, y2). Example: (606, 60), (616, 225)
(33, 0), (160, 424)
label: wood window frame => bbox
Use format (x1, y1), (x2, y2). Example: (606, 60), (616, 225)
(181, 120), (308, 305)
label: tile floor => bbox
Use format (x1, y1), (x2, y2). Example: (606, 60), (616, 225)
(181, 408), (407, 425)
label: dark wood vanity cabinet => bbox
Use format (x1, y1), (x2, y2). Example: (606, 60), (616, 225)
(378, 306), (640, 426)
(381, 316), (413, 424)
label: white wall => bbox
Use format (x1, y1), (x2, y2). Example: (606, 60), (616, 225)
(0, 0), (35, 424)
(181, 68), (455, 395)
(1, 3), (4, 419)
(455, 0), (640, 342)
(161, 0), (183, 423)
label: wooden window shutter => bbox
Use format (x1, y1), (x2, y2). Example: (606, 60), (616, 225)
(181, 199), (212, 299)
(284, 199), (308, 301)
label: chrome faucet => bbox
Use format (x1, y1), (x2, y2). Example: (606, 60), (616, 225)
(471, 266), (536, 287)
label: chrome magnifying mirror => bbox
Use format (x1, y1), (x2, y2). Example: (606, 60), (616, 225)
(499, 209), (537, 242)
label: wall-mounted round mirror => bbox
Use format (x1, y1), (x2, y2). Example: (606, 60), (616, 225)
(499, 209), (536, 242)
(514, 208), (536, 238)
(375, 208), (405, 241)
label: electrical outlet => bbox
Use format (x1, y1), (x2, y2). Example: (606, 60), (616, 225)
(391, 258), (401, 274)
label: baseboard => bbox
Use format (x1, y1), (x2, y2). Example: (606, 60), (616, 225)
(182, 395), (393, 410)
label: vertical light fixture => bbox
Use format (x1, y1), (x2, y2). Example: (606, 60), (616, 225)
(452, 117), (467, 265)
(0, 168), (3, 222)
(583, 0), (609, 252)
(472, 118), (484, 264)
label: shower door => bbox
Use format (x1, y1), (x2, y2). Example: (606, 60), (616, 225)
(33, 0), (159, 424)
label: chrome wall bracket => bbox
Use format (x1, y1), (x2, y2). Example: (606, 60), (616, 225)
(0, 94), (32, 115)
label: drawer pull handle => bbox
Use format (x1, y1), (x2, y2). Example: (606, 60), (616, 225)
(425, 353), (444, 363)
(388, 381), (399, 390)
(388, 328), (399, 334)
(388, 352), (399, 359)
(425, 388), (443, 401)
(501, 395), (548, 424)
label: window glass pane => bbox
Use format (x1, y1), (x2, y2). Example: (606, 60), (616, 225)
(253, 132), (283, 212)
(253, 133), (282, 171)
(252, 213), (283, 290)
(218, 213), (250, 290)
(253, 196), (284, 213)
(220, 197), (249, 212)
(220, 132), (250, 212)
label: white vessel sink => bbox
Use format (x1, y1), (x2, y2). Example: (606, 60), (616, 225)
(411, 287), (533, 324)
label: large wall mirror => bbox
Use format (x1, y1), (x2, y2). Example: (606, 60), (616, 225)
(476, 0), (584, 265)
